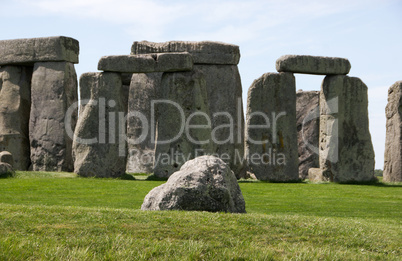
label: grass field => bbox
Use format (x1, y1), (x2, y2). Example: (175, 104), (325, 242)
(0, 171), (401, 260)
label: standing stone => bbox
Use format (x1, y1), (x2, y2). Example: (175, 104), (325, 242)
(0, 66), (32, 170)
(153, 70), (213, 178)
(194, 65), (246, 178)
(296, 90), (320, 179)
(29, 62), (78, 171)
(73, 72), (126, 177)
(319, 75), (375, 182)
(130, 41), (245, 178)
(383, 81), (402, 182)
(245, 72), (299, 182)
(126, 72), (162, 174)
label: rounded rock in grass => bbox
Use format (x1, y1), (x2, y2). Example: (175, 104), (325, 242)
(0, 162), (14, 178)
(142, 155), (246, 213)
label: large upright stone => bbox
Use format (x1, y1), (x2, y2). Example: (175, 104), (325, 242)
(319, 75), (375, 182)
(131, 41), (240, 65)
(29, 62), (78, 171)
(129, 41), (245, 178)
(126, 72), (162, 174)
(0, 66), (32, 170)
(383, 81), (402, 182)
(194, 65), (246, 178)
(98, 53), (193, 73)
(296, 90), (320, 179)
(0, 36), (79, 65)
(245, 72), (299, 181)
(276, 55), (351, 75)
(153, 70), (213, 178)
(73, 72), (126, 177)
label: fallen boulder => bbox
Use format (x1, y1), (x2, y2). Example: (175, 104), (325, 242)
(141, 155), (246, 213)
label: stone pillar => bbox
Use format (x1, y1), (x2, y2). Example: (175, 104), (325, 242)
(194, 65), (246, 178)
(0, 66), (32, 170)
(245, 72), (299, 182)
(153, 70), (213, 178)
(130, 41), (245, 178)
(319, 75), (375, 182)
(296, 90), (320, 179)
(29, 62), (78, 171)
(383, 81), (402, 182)
(73, 72), (126, 177)
(126, 72), (162, 174)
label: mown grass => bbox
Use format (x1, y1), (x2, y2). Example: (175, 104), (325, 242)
(0, 171), (401, 260)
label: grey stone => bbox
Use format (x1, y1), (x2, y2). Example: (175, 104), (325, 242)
(141, 155), (246, 213)
(153, 70), (214, 178)
(0, 162), (14, 178)
(0, 151), (14, 167)
(0, 36), (79, 65)
(319, 75), (375, 182)
(98, 53), (193, 73)
(296, 91), (320, 179)
(29, 62), (78, 172)
(383, 81), (402, 182)
(0, 66), (32, 170)
(131, 41), (240, 65)
(245, 72), (299, 182)
(276, 55), (351, 75)
(194, 65), (246, 179)
(308, 168), (325, 182)
(73, 72), (126, 178)
(126, 72), (162, 174)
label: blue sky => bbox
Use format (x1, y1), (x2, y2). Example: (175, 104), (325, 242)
(2, 0), (402, 169)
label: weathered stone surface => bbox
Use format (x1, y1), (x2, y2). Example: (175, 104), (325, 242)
(296, 90), (320, 179)
(0, 162), (14, 178)
(153, 70), (213, 178)
(194, 65), (246, 178)
(0, 66), (32, 170)
(30, 62), (78, 172)
(0, 36), (79, 65)
(131, 41), (240, 65)
(383, 81), (402, 182)
(245, 72), (299, 182)
(98, 53), (193, 73)
(141, 155), (246, 213)
(126, 72), (162, 174)
(73, 72), (126, 177)
(0, 151), (14, 167)
(276, 55), (351, 75)
(320, 75), (375, 182)
(308, 168), (325, 182)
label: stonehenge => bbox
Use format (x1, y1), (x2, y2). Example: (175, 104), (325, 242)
(383, 81), (402, 182)
(246, 55), (375, 182)
(0, 36), (389, 184)
(129, 41), (245, 178)
(0, 36), (79, 171)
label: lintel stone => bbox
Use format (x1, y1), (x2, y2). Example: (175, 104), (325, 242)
(276, 55), (351, 75)
(131, 41), (240, 65)
(0, 36), (79, 65)
(98, 53), (193, 73)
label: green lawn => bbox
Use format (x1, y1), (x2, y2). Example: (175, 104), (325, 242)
(0, 171), (401, 260)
